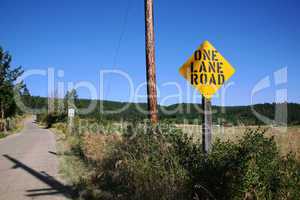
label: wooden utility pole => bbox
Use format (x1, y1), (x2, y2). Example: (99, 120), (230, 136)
(145, 0), (158, 123)
(202, 97), (212, 153)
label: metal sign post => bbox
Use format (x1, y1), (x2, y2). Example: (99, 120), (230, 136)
(68, 108), (75, 134)
(202, 97), (212, 153)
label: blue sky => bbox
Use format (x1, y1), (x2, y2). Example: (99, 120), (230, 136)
(0, 0), (299, 106)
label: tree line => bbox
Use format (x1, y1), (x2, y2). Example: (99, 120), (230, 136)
(28, 95), (300, 126)
(0, 47), (29, 132)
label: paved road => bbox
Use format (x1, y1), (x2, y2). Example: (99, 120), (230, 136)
(0, 118), (70, 200)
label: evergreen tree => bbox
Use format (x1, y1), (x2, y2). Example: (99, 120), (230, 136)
(0, 47), (24, 131)
(21, 86), (31, 108)
(64, 89), (78, 112)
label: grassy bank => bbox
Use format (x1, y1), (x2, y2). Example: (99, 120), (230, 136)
(0, 115), (26, 139)
(48, 118), (300, 200)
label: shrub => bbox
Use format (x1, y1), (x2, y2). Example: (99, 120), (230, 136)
(91, 123), (190, 200)
(278, 153), (300, 199)
(190, 128), (300, 200)
(0, 116), (24, 134)
(238, 129), (281, 199)
(191, 139), (240, 200)
(68, 134), (85, 158)
(36, 112), (66, 128)
(83, 133), (120, 163)
(52, 122), (68, 134)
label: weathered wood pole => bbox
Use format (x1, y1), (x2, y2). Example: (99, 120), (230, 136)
(145, 0), (158, 123)
(202, 97), (212, 153)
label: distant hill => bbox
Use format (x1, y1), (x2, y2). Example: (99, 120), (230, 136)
(27, 96), (300, 125)
(162, 103), (300, 125)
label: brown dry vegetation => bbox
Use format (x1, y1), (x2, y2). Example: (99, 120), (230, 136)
(180, 124), (300, 160)
(0, 115), (26, 138)
(82, 133), (121, 162)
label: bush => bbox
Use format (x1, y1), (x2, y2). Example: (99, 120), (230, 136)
(37, 112), (66, 128)
(278, 153), (300, 199)
(191, 139), (240, 199)
(190, 128), (300, 200)
(238, 129), (281, 199)
(83, 123), (190, 200)
(83, 133), (120, 163)
(0, 115), (24, 134)
(52, 122), (68, 135)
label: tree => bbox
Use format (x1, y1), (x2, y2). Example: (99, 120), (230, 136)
(21, 86), (31, 108)
(22, 86), (30, 96)
(52, 89), (64, 115)
(64, 89), (78, 112)
(0, 47), (24, 131)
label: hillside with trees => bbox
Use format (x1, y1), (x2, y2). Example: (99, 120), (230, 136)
(28, 95), (300, 126)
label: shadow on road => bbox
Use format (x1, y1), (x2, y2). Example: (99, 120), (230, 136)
(2, 154), (76, 198)
(48, 151), (58, 155)
(48, 151), (75, 157)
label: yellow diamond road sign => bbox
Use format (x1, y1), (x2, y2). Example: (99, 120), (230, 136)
(179, 40), (235, 99)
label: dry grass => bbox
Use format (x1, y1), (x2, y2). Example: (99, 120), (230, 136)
(179, 124), (300, 160)
(83, 133), (121, 162)
(0, 115), (26, 138)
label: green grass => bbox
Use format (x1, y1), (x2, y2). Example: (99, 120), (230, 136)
(0, 133), (5, 139)
(53, 129), (92, 199)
